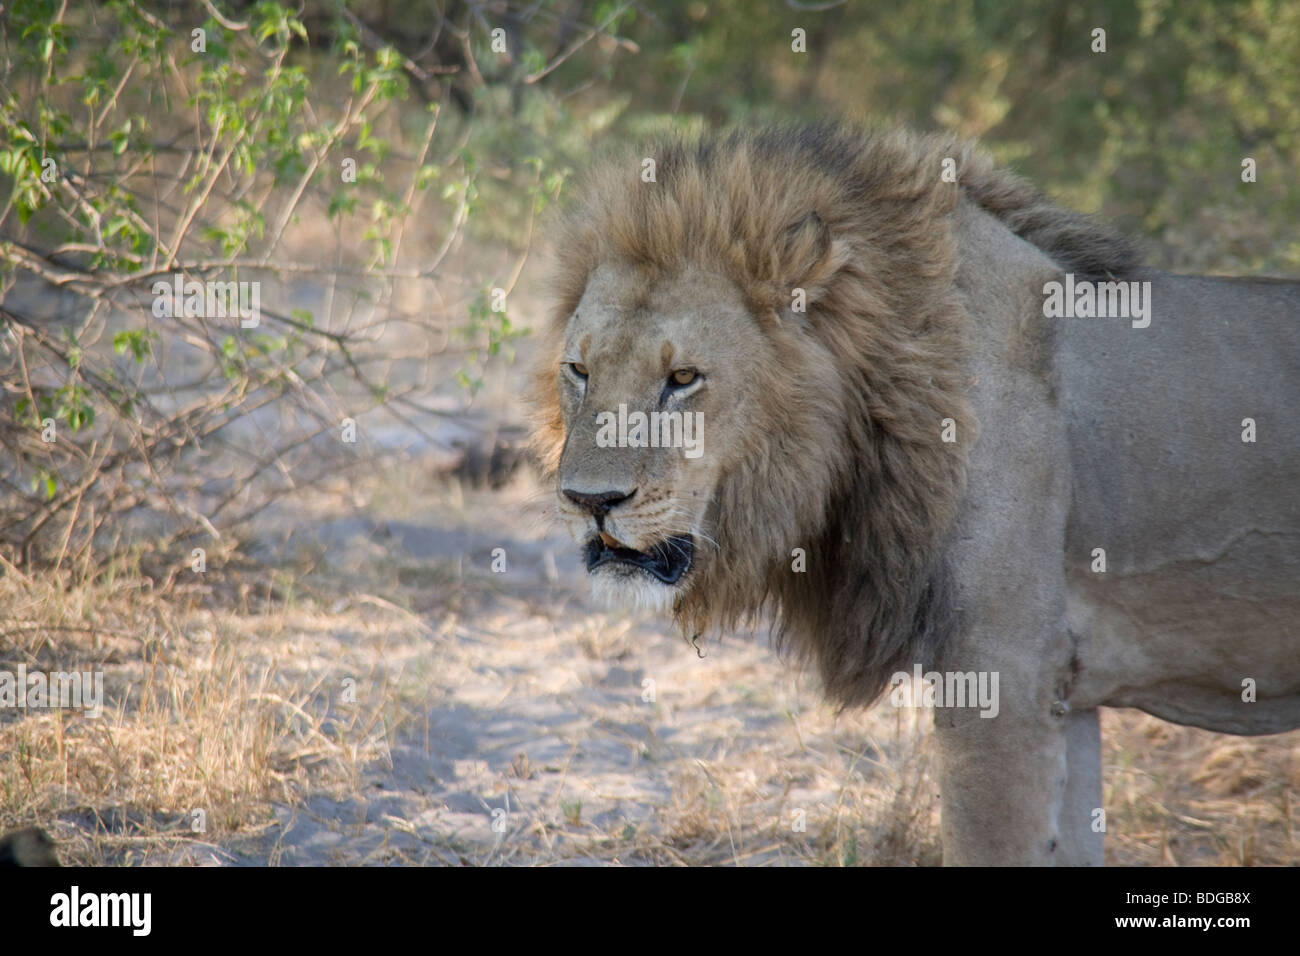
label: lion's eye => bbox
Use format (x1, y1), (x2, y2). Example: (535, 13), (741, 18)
(669, 368), (697, 387)
(568, 362), (589, 379)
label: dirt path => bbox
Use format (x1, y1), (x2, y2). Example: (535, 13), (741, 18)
(204, 469), (940, 866)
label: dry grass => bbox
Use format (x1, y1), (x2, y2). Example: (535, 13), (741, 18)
(1103, 711), (1298, 866)
(0, 545), (423, 865)
(1, 463), (1295, 866)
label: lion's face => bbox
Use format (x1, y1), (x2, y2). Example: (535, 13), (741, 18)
(552, 261), (771, 612)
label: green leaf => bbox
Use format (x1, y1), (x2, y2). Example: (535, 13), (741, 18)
(112, 329), (155, 362)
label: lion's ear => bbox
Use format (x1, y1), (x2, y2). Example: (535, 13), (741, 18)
(775, 211), (852, 313)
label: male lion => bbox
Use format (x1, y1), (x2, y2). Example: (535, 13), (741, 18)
(530, 124), (1300, 865)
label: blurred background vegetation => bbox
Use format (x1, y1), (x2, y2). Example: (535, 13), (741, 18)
(2, 0), (1297, 571)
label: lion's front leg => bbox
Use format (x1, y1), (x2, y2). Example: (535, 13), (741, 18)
(933, 311), (1082, 863)
(941, 697), (1102, 868)
(934, 685), (1069, 865)
(934, 701), (1103, 866)
(935, 482), (1087, 865)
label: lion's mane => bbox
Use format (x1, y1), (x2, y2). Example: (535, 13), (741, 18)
(532, 123), (1137, 707)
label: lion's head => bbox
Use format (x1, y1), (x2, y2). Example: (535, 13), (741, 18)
(529, 124), (1080, 706)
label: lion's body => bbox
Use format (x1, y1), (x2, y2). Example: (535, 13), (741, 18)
(939, 201), (1300, 863)
(1058, 270), (1300, 736)
(532, 124), (1300, 865)
(1054, 273), (1300, 859)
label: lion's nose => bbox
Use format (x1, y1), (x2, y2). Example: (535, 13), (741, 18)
(562, 487), (635, 519)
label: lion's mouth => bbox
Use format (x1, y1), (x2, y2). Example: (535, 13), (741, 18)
(584, 534), (694, 584)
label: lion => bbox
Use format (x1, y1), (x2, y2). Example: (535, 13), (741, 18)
(529, 123), (1300, 865)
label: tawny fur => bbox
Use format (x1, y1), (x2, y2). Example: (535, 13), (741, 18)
(531, 123), (1138, 708)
